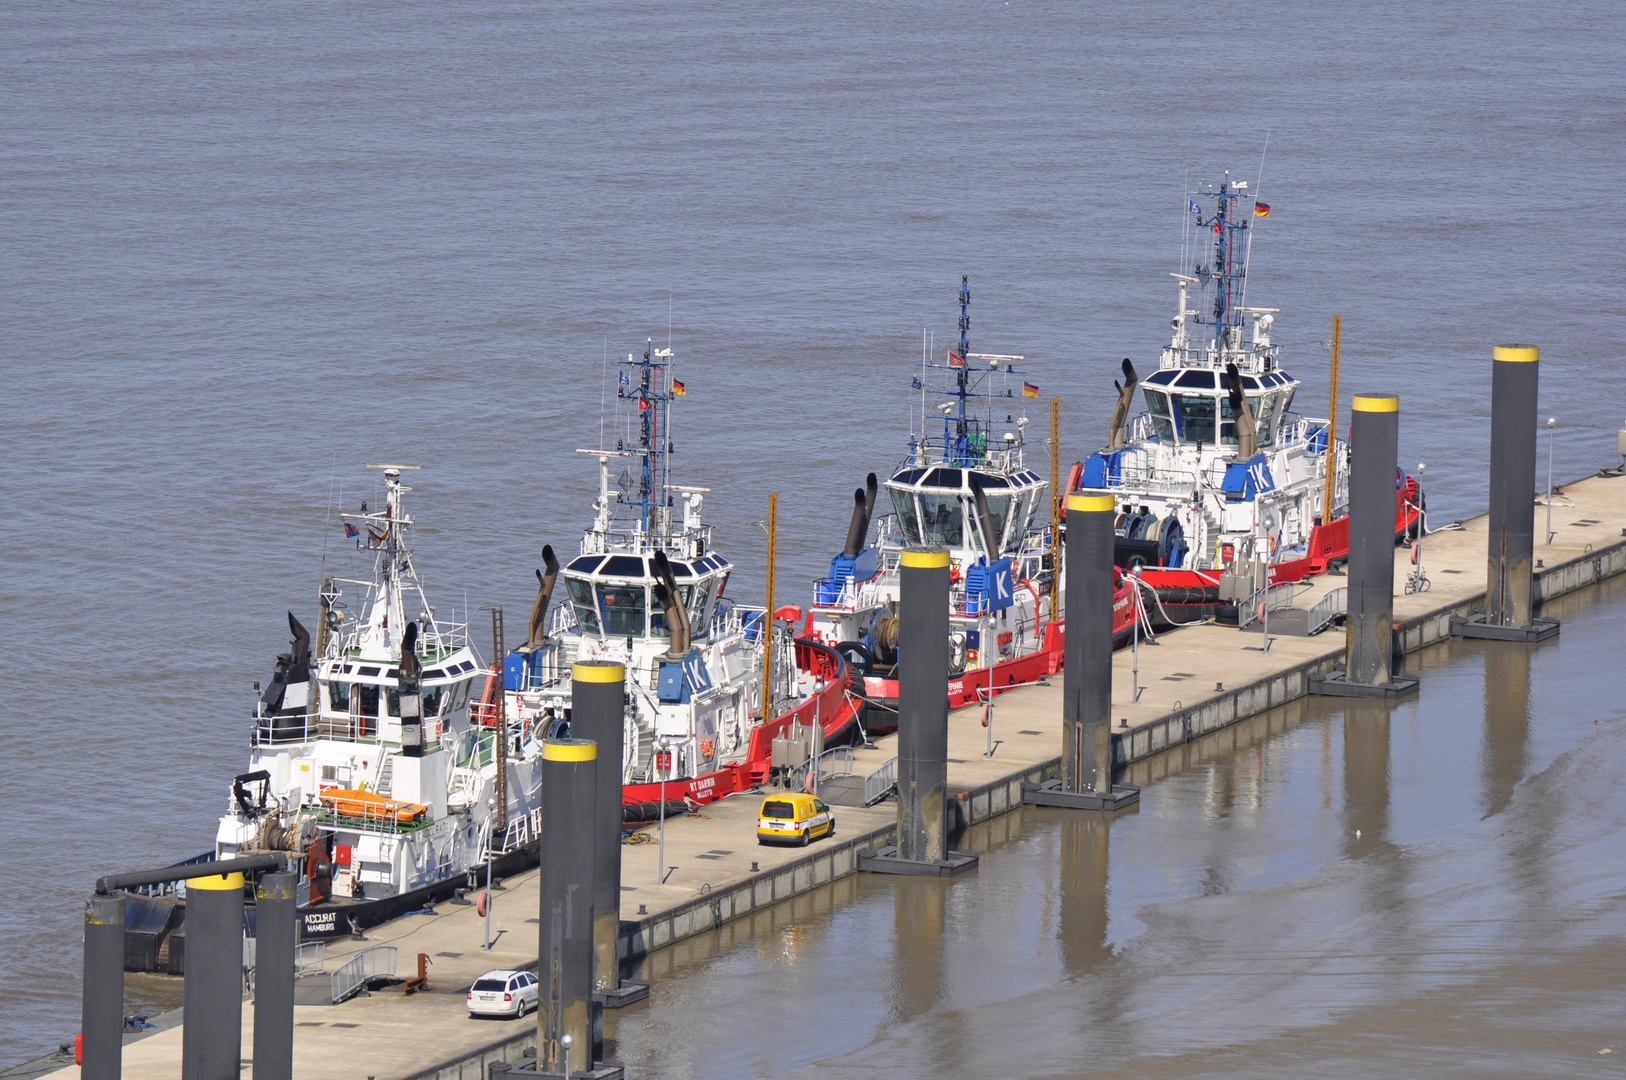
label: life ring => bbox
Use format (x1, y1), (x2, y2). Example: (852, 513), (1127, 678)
(700, 738), (714, 759)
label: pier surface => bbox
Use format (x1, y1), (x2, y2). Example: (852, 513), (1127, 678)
(34, 474), (1626, 1080)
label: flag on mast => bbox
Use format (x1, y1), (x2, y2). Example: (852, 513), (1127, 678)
(1022, 382), (1039, 398)
(672, 380), (686, 396)
(948, 352), (965, 369)
(1253, 201), (1271, 218)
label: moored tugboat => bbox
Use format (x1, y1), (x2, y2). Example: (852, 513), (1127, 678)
(1071, 173), (1423, 622)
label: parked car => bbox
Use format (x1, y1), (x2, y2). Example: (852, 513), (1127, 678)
(467, 969), (539, 1018)
(757, 793), (834, 846)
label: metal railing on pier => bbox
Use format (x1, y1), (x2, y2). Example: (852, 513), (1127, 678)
(331, 945), (396, 1004)
(863, 757), (899, 806)
(1306, 587), (1348, 636)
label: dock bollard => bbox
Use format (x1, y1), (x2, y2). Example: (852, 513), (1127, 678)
(1452, 345), (1560, 642)
(252, 871), (297, 1080)
(1310, 394), (1420, 698)
(182, 870), (246, 1080)
(572, 661), (648, 1008)
(80, 893), (126, 1080)
(858, 547), (978, 876)
(1025, 494), (1139, 809)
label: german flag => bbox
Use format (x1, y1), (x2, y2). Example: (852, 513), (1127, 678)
(1254, 201), (1270, 218)
(672, 380), (686, 396)
(1023, 382), (1039, 398)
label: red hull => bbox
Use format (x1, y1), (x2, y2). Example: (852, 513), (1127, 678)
(1135, 479), (1421, 591)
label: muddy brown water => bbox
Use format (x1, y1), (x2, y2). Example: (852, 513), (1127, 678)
(604, 576), (1626, 1079)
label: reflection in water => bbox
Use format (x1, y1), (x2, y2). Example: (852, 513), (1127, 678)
(1058, 814), (1111, 975)
(1480, 646), (1531, 818)
(1343, 702), (1391, 859)
(886, 878), (945, 1024)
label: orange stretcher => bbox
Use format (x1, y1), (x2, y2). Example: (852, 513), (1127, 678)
(319, 788), (428, 823)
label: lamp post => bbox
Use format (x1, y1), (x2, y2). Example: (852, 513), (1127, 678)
(483, 795), (495, 950)
(560, 1032), (575, 1080)
(1545, 417), (1556, 546)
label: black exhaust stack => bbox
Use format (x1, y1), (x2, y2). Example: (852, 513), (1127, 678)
(842, 473), (880, 557)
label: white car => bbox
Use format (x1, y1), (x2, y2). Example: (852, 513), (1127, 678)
(467, 969), (539, 1018)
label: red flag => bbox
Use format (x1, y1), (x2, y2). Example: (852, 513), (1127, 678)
(948, 352), (965, 369)
(638, 397), (650, 411)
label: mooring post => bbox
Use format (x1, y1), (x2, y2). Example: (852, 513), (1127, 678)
(1452, 345), (1559, 641)
(1024, 494), (1139, 809)
(898, 546), (950, 862)
(1311, 394), (1419, 698)
(572, 661), (648, 1008)
(80, 893), (126, 1080)
(858, 547), (978, 875)
(537, 739), (600, 1074)
(182, 870), (245, 1080)
(252, 871), (296, 1080)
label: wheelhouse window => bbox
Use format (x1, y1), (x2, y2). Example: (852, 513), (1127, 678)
(688, 578), (715, 637)
(1219, 394), (1241, 446)
(565, 577), (600, 635)
(1143, 389), (1176, 442)
(890, 488), (922, 544)
(1173, 394), (1217, 445)
(1254, 392), (1281, 446)
(327, 681), (350, 711)
(919, 492), (964, 546)
(356, 684), (380, 718)
(597, 582), (647, 637)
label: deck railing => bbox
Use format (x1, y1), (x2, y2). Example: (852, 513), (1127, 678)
(331, 945), (396, 1004)
(863, 757), (899, 806)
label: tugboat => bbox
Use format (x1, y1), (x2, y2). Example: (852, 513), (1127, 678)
(213, 465), (523, 940)
(808, 278), (1137, 733)
(501, 341), (858, 812)
(1071, 173), (1422, 619)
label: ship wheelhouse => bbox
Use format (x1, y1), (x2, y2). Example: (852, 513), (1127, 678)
(559, 551), (732, 643)
(885, 466), (1046, 560)
(1139, 367), (1298, 450)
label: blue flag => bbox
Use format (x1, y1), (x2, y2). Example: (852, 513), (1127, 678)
(910, 377), (923, 390)
(1189, 199), (1201, 214)
(618, 370), (630, 386)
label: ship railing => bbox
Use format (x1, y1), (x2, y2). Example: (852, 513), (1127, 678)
(254, 710), (316, 747)
(484, 808), (542, 857)
(1125, 413), (1155, 443)
(863, 757), (899, 806)
(1084, 462), (1198, 497)
(1306, 587), (1348, 636)
(331, 945), (397, 1005)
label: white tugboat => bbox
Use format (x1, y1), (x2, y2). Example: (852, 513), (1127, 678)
(1072, 173), (1422, 614)
(499, 341), (859, 810)
(214, 465), (528, 939)
(807, 278), (1136, 730)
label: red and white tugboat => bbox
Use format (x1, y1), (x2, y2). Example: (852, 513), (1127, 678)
(807, 278), (1137, 734)
(1071, 173), (1422, 619)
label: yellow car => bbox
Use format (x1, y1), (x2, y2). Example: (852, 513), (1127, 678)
(756, 793), (834, 846)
